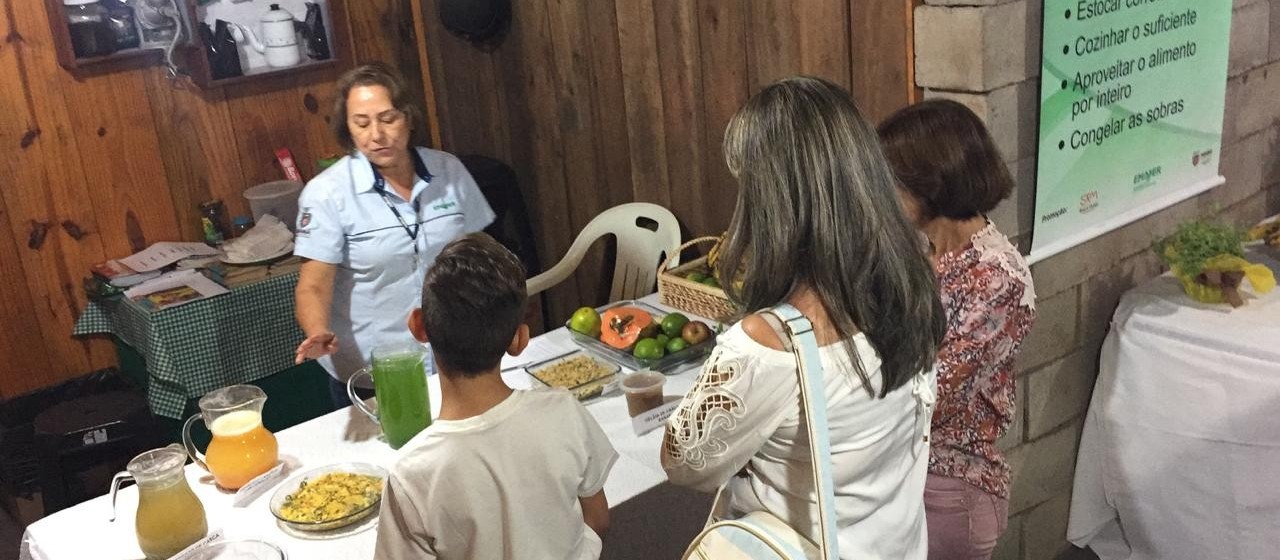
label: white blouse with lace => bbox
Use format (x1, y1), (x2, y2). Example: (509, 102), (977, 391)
(663, 323), (936, 560)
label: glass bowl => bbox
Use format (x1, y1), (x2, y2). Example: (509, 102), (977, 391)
(564, 300), (718, 373)
(526, 350), (621, 401)
(185, 540), (287, 560)
(269, 463), (388, 532)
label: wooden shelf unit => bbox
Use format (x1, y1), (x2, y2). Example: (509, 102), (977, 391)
(182, 0), (351, 89)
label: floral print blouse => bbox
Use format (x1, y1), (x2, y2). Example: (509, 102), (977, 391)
(929, 223), (1036, 499)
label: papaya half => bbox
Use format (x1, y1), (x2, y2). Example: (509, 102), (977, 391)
(599, 306), (656, 350)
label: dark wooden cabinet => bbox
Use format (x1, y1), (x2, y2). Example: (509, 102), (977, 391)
(182, 0), (350, 89)
(46, 0), (164, 70)
(45, 0), (350, 89)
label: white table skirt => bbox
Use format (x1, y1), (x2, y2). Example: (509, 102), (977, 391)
(1068, 251), (1280, 560)
(21, 294), (712, 560)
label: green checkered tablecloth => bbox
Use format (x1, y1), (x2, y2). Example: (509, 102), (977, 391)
(73, 272), (304, 419)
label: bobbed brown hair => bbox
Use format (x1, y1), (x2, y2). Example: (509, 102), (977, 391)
(330, 63), (424, 152)
(877, 99), (1014, 221)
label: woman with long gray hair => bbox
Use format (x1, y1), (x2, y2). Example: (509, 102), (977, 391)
(662, 76), (945, 558)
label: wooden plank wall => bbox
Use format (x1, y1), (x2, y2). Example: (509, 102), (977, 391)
(0, 0), (911, 397)
(420, 0), (914, 325)
(0, 0), (423, 398)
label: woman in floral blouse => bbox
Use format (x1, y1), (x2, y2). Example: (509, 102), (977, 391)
(878, 99), (1037, 560)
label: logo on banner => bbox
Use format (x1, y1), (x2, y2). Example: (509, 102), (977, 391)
(1192, 149), (1214, 167)
(1078, 191), (1099, 214)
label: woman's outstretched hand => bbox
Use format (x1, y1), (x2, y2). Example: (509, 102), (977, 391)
(295, 332), (339, 364)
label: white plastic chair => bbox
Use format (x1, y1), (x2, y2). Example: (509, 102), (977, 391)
(527, 203), (681, 302)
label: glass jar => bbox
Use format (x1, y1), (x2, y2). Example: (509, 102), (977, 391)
(199, 199), (231, 246)
(64, 0), (116, 58)
(102, 0), (140, 50)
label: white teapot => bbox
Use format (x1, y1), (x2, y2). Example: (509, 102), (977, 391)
(231, 4), (301, 68)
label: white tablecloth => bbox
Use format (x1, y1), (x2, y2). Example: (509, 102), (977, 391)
(21, 294), (714, 560)
(1068, 251), (1280, 560)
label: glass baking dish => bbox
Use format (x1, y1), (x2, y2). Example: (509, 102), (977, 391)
(564, 300), (717, 373)
(269, 462), (387, 532)
(525, 350), (621, 401)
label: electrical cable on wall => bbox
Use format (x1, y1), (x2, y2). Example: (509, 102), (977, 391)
(128, 0), (186, 78)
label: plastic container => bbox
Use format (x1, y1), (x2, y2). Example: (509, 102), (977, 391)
(526, 351), (620, 401)
(620, 371), (665, 417)
(244, 180), (303, 230)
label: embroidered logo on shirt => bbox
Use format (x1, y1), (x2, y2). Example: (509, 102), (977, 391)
(296, 209), (312, 237)
(432, 201), (457, 211)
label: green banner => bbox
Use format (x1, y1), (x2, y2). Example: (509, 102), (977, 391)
(1033, 0), (1231, 262)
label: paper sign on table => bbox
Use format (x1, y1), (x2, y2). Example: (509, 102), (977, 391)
(168, 528), (224, 560)
(233, 462), (287, 507)
(631, 399), (681, 436)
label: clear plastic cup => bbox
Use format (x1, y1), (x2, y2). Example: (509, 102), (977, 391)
(621, 371), (666, 417)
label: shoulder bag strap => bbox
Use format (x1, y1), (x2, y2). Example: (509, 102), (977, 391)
(764, 303), (839, 560)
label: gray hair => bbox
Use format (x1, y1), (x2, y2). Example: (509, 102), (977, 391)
(719, 76), (945, 397)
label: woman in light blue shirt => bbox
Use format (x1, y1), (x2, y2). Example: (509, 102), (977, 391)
(293, 63), (495, 407)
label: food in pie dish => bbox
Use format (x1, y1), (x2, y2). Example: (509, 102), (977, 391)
(530, 355), (615, 389)
(527, 353), (619, 400)
(277, 471), (382, 524)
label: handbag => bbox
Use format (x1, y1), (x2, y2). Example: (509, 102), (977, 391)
(681, 303), (840, 560)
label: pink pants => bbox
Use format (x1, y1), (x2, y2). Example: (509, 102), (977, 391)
(924, 474), (1009, 560)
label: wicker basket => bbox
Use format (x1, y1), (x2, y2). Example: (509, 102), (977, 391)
(658, 237), (741, 323)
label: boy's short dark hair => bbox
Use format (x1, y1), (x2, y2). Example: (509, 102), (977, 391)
(877, 99), (1014, 220)
(420, 233), (527, 377)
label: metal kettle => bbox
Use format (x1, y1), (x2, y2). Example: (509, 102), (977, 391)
(231, 4), (300, 68)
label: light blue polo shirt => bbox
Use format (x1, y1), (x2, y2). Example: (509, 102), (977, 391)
(293, 147), (495, 381)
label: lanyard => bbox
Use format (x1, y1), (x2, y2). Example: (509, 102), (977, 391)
(368, 152), (433, 261)
(373, 177), (421, 256)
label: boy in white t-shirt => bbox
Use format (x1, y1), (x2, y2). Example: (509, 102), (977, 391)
(374, 233), (618, 560)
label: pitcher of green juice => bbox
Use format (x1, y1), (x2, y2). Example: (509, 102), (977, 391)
(109, 444), (208, 559)
(347, 342), (433, 449)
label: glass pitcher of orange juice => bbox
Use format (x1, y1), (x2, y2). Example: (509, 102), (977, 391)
(110, 444), (208, 559)
(182, 385), (279, 490)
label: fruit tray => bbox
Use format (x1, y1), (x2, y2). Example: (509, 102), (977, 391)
(564, 300), (717, 374)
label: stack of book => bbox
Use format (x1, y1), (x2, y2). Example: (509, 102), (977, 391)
(90, 260), (161, 288)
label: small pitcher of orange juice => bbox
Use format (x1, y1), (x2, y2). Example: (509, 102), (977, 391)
(110, 444), (208, 559)
(182, 385), (279, 490)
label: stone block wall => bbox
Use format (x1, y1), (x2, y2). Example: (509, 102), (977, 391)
(915, 1), (1280, 558)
